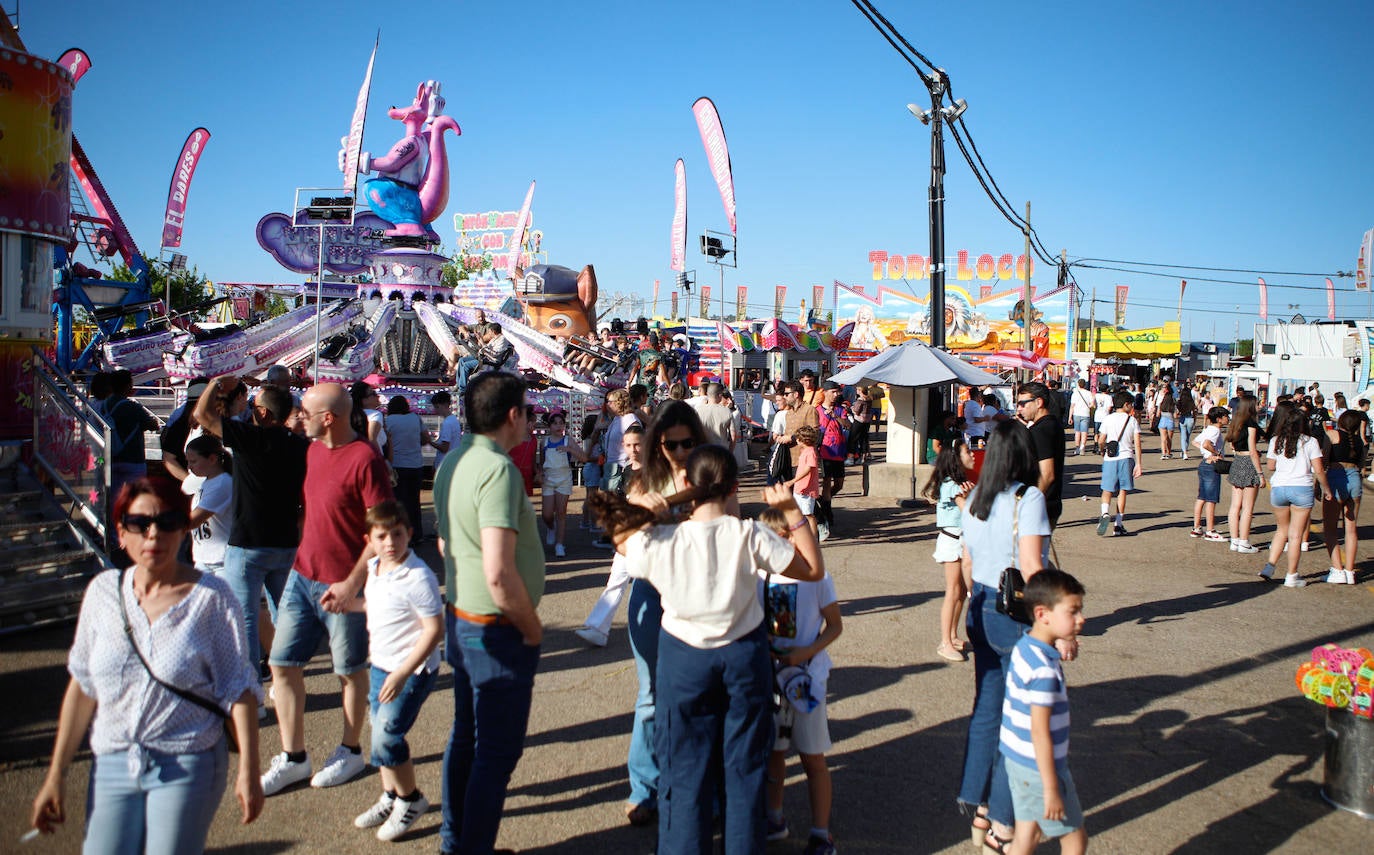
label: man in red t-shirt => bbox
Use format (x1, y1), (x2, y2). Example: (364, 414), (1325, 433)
(260, 382), (394, 798)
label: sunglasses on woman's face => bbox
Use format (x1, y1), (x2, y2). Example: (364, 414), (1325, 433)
(121, 511), (189, 534)
(661, 438), (696, 452)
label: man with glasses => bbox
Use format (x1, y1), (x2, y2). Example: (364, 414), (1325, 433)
(1017, 382), (1065, 530)
(431, 372), (545, 855)
(779, 380), (821, 470)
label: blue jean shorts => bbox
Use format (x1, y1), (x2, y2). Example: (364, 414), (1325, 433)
(1005, 757), (1084, 838)
(1101, 458), (1135, 493)
(1073, 416), (1091, 433)
(368, 664), (436, 767)
(269, 571), (369, 675)
(1197, 461), (1221, 503)
(1270, 484), (1315, 509)
(1329, 466), (1363, 503)
(1159, 416), (1175, 431)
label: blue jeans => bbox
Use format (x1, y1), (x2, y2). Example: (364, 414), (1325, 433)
(368, 664), (437, 768)
(269, 571), (369, 675)
(84, 741), (227, 855)
(656, 624), (773, 855)
(1179, 416), (1195, 440)
(222, 545), (294, 670)
(958, 583), (1027, 828)
(626, 579), (663, 809)
(454, 355), (480, 392)
(441, 612), (541, 854)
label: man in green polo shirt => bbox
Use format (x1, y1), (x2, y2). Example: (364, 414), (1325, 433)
(432, 372), (544, 855)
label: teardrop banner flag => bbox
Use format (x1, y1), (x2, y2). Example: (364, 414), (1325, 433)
(508, 180), (536, 271)
(1258, 277), (1268, 320)
(1357, 229), (1373, 292)
(57, 48), (92, 84)
(1327, 277), (1336, 320)
(671, 159), (687, 272)
(342, 36), (378, 194)
(692, 97), (737, 235)
(160, 128), (211, 249)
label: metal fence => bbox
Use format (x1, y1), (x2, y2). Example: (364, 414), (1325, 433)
(31, 346), (112, 546)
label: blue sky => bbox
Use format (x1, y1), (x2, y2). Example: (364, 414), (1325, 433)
(18, 0), (1374, 342)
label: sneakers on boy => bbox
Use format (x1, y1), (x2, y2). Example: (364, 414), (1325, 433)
(575, 626), (608, 647)
(766, 817), (790, 842)
(803, 833), (837, 855)
(310, 745), (366, 788)
(1113, 523), (1129, 537)
(1189, 527), (1203, 538)
(1284, 573), (1308, 588)
(1096, 514), (1111, 536)
(261, 751), (312, 796)
(355, 791), (397, 828)
(377, 793), (429, 842)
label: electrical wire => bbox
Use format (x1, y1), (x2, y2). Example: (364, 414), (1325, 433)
(1074, 263), (1343, 291)
(846, 0), (932, 84)
(850, 0), (939, 73)
(1072, 257), (1344, 278)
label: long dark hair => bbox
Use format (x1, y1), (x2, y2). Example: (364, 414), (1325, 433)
(922, 436), (968, 501)
(967, 420), (1038, 521)
(1178, 388), (1195, 417)
(1226, 396), (1257, 445)
(685, 444), (738, 506)
(1269, 400), (1307, 458)
(1160, 388), (1176, 414)
(638, 400), (706, 491)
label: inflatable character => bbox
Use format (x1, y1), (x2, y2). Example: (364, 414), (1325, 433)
(514, 264), (598, 339)
(341, 81), (461, 238)
(1010, 298), (1051, 358)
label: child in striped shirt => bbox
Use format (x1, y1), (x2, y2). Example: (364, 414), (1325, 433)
(999, 569), (1087, 855)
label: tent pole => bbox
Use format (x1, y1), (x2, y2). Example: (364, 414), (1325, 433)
(899, 389), (920, 509)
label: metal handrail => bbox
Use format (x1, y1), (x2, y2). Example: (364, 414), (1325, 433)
(31, 346), (112, 545)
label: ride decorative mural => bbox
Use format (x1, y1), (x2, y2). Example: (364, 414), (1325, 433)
(0, 49), (73, 243)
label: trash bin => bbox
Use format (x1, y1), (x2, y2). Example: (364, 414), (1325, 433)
(1323, 707), (1374, 818)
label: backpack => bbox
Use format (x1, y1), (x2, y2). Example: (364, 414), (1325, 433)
(818, 407), (848, 460)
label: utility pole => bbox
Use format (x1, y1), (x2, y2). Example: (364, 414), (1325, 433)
(1088, 285), (1097, 384)
(1022, 202), (1033, 381)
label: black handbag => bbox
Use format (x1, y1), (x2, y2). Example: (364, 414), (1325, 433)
(1211, 458), (1232, 475)
(995, 484), (1033, 625)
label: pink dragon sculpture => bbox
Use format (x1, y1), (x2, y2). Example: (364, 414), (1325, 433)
(343, 80), (460, 238)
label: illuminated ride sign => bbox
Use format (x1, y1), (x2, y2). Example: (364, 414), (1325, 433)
(453, 210), (544, 275)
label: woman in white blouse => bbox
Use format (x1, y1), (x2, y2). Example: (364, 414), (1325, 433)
(31, 477), (263, 852)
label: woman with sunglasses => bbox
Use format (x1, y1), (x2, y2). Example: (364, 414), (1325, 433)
(31, 477), (264, 852)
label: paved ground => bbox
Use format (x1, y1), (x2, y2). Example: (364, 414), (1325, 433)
(3, 427), (1373, 853)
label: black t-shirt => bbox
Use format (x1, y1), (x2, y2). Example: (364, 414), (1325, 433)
(1231, 418), (1259, 452)
(221, 418), (309, 549)
(1028, 414), (1065, 521)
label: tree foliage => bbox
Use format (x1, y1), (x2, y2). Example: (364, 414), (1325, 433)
(108, 260), (215, 316)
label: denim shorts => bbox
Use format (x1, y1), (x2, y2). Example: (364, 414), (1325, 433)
(1159, 416), (1175, 431)
(1197, 461), (1221, 503)
(1101, 458), (1135, 493)
(1270, 484), (1315, 509)
(368, 664), (436, 768)
(793, 493), (817, 515)
(583, 461), (603, 488)
(269, 570), (369, 674)
(1072, 416), (1091, 433)
(1005, 757), (1084, 838)
(1329, 466), (1363, 503)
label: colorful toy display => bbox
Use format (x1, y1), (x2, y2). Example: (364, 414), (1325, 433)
(1297, 643), (1374, 718)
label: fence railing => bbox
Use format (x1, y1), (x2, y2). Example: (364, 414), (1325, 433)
(31, 346), (112, 545)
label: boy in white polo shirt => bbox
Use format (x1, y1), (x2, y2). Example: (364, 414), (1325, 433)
(347, 500), (444, 842)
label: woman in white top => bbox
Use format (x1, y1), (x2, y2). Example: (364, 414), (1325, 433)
(185, 434), (234, 576)
(30, 477), (262, 851)
(537, 413), (587, 557)
(385, 395), (429, 538)
(1260, 401), (1333, 587)
(350, 381), (389, 457)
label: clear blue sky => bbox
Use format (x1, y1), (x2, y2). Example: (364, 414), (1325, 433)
(18, 0), (1374, 342)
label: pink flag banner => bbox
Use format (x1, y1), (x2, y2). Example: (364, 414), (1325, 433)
(1327, 278), (1336, 320)
(342, 37), (378, 194)
(692, 97), (737, 235)
(671, 291), (680, 319)
(508, 181), (536, 271)
(774, 285), (786, 318)
(57, 48), (92, 84)
(700, 285), (711, 319)
(653, 279), (661, 317)
(1114, 284), (1128, 327)
(736, 285), (747, 321)
(160, 128), (211, 249)
(1357, 229), (1373, 292)
(671, 159), (687, 271)
(1258, 277), (1269, 320)
(812, 285), (825, 320)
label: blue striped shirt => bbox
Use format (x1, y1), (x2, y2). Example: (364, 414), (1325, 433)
(1000, 634), (1070, 770)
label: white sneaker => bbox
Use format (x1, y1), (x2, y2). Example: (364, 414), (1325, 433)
(1326, 567), (1346, 585)
(554, 543), (566, 558)
(575, 626), (608, 647)
(1234, 541), (1260, 554)
(1284, 573), (1308, 588)
(261, 751), (312, 796)
(377, 793), (429, 842)
(310, 745), (366, 788)
(545, 528), (556, 546)
(355, 791), (397, 828)
(818, 523), (831, 543)
(1346, 570), (1357, 585)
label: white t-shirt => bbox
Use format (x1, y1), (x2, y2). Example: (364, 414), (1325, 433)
(963, 399), (986, 438)
(191, 472), (233, 567)
(1093, 392), (1113, 422)
(387, 412), (426, 468)
(761, 572), (838, 685)
(770, 409), (788, 438)
(366, 409), (388, 451)
(365, 549), (444, 674)
(1069, 387), (1094, 418)
(434, 414), (462, 468)
(1100, 411), (1139, 462)
(605, 413), (642, 466)
(1195, 424), (1226, 458)
(623, 515), (796, 649)
(1267, 435), (1322, 488)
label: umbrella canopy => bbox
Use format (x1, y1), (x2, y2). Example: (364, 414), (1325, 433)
(828, 340), (1000, 389)
(983, 348), (1053, 373)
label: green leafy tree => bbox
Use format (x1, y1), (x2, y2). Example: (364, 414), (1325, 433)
(109, 260), (214, 317)
(1236, 339), (1254, 358)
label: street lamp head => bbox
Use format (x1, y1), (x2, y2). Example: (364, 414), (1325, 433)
(942, 98), (968, 121)
(907, 103), (932, 125)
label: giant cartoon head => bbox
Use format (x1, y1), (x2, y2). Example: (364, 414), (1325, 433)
(515, 264), (599, 339)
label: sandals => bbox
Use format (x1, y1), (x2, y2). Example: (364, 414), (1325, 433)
(982, 829), (1013, 854)
(937, 644), (966, 662)
(970, 813), (991, 849)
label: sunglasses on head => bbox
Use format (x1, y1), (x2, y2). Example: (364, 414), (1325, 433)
(661, 438), (697, 452)
(121, 511), (188, 534)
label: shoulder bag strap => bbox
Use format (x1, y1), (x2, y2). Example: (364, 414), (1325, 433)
(117, 570), (227, 719)
(1011, 483), (1030, 569)
(1116, 415), (1132, 444)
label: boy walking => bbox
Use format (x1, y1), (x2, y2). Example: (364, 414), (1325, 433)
(1000, 569), (1088, 855)
(1097, 392), (1142, 536)
(349, 500), (444, 841)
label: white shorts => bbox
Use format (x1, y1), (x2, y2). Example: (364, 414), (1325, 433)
(793, 493), (817, 515)
(543, 469), (573, 497)
(933, 531), (963, 564)
(773, 696), (831, 755)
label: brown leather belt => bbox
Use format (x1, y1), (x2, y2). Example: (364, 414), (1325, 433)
(448, 603), (512, 626)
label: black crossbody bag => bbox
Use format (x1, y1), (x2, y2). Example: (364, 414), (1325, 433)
(117, 570), (238, 751)
(995, 484), (1034, 625)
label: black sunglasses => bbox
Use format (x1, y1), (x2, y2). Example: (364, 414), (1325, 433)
(121, 511), (189, 534)
(661, 438), (697, 452)
(1015, 398), (1035, 406)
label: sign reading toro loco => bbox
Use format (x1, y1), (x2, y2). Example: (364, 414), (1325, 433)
(869, 250), (1034, 282)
